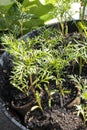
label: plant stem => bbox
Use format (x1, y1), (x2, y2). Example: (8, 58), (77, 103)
(29, 75), (35, 93)
(79, 57), (83, 75)
(81, 1), (86, 21)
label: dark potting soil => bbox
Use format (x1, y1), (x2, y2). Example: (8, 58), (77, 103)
(25, 107), (86, 130)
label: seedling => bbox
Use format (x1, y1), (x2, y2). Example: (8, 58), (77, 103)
(69, 75), (87, 122)
(2, 21), (87, 114)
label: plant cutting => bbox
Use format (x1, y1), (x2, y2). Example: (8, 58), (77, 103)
(0, 19), (87, 130)
(0, 0), (87, 130)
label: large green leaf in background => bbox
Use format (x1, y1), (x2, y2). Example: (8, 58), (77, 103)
(0, 0), (15, 31)
(23, 0), (54, 16)
(22, 0), (54, 32)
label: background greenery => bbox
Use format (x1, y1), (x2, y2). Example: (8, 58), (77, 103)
(0, 0), (80, 37)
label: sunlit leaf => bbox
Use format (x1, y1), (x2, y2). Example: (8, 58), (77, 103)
(31, 105), (39, 111)
(82, 92), (87, 100)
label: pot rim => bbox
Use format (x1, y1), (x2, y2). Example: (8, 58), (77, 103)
(21, 19), (84, 41)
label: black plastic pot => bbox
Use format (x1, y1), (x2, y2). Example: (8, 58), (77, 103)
(21, 20), (79, 40)
(0, 20), (86, 130)
(0, 98), (29, 130)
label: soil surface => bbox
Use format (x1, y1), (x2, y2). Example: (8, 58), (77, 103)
(25, 107), (86, 130)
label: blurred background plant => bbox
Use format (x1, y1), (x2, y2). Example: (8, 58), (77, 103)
(0, 0), (83, 38)
(0, 0), (54, 37)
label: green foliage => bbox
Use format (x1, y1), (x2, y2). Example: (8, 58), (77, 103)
(49, 0), (78, 22)
(64, 33), (87, 75)
(35, 90), (43, 111)
(80, 0), (87, 20)
(44, 85), (58, 107)
(77, 21), (87, 37)
(76, 104), (87, 123)
(69, 75), (87, 122)
(0, 0), (54, 37)
(30, 90), (43, 111)
(2, 28), (70, 110)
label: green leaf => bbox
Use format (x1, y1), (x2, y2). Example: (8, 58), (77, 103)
(48, 98), (52, 107)
(23, 0), (54, 16)
(35, 91), (43, 111)
(45, 0), (57, 5)
(23, 0), (54, 23)
(82, 92), (87, 100)
(0, 0), (15, 6)
(50, 89), (59, 96)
